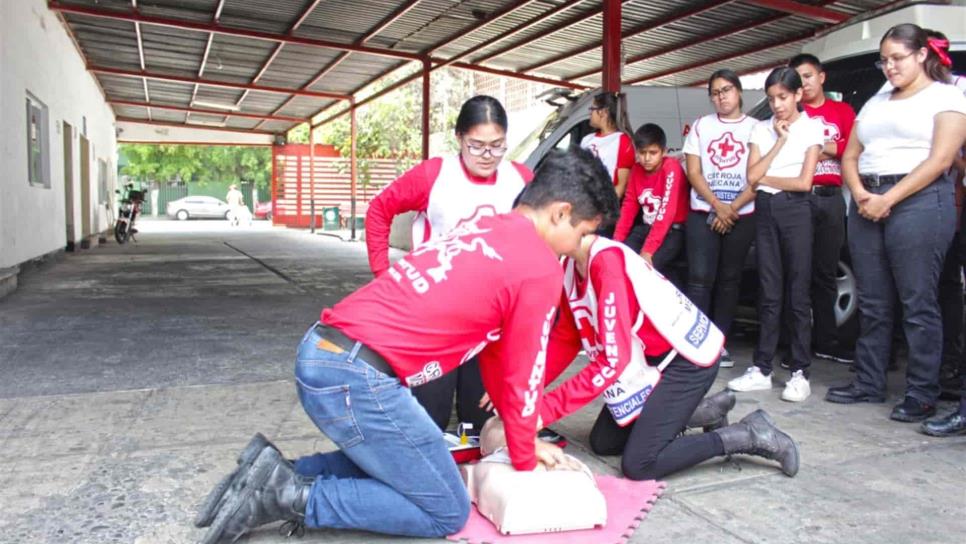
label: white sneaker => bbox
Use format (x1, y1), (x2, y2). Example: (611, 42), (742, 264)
(719, 348), (734, 368)
(727, 366), (772, 392)
(781, 370), (811, 402)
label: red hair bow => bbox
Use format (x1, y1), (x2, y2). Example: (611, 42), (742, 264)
(927, 37), (953, 68)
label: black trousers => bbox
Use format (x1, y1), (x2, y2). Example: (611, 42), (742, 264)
(623, 223), (685, 286)
(411, 357), (491, 433)
(754, 191), (813, 376)
(686, 210), (756, 338)
(939, 227), (963, 372)
(810, 190), (846, 351)
(589, 355), (723, 480)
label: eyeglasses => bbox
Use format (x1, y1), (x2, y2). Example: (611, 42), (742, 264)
(874, 51), (916, 70)
(463, 139), (507, 158)
(710, 85), (735, 99)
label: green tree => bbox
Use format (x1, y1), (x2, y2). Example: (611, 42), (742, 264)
(119, 145), (271, 189)
(287, 66), (476, 184)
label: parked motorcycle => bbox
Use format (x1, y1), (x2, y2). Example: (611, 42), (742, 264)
(114, 183), (145, 244)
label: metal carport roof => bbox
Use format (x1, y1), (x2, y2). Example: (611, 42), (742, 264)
(49, 0), (915, 136)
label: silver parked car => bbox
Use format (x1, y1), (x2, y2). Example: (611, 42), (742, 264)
(166, 196), (230, 220)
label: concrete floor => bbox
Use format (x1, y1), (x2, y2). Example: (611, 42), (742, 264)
(0, 218), (963, 544)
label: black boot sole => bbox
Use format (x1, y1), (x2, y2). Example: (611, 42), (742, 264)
(889, 410), (936, 423)
(200, 447), (282, 544)
(194, 433), (271, 528)
(824, 392), (886, 404)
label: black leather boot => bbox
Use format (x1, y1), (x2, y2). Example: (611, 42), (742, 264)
(200, 447), (312, 544)
(714, 410), (800, 477)
(195, 433), (279, 528)
(687, 390), (736, 432)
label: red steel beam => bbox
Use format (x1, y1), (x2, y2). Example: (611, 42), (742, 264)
(601, 0), (622, 92)
(521, 0), (733, 74)
(422, 59), (430, 160)
(624, 31), (816, 85)
(742, 0), (849, 23)
(91, 66), (350, 100)
(473, 0), (632, 65)
(115, 116), (278, 135)
(48, 1), (422, 62)
(109, 100), (305, 122)
(427, 0), (541, 55)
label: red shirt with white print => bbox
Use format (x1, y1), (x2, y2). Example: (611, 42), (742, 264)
(322, 212), (560, 471)
(580, 131), (635, 186)
(803, 99), (856, 187)
(613, 157), (688, 255)
(365, 156), (533, 278)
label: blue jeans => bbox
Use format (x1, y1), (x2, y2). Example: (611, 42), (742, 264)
(848, 179), (956, 404)
(293, 324), (470, 537)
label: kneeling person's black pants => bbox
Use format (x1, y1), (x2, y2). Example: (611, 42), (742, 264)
(589, 355), (723, 480)
(412, 356), (491, 433)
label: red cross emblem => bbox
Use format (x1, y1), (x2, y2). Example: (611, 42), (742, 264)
(707, 132), (745, 170)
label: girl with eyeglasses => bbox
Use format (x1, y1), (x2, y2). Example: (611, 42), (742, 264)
(826, 24), (966, 426)
(682, 69), (758, 369)
(580, 92), (635, 199)
(365, 95), (533, 434)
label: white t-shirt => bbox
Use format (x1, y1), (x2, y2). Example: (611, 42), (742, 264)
(856, 81), (966, 175)
(749, 113), (824, 194)
(682, 113), (757, 214)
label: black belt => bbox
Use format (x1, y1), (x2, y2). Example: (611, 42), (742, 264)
(860, 173), (905, 189)
(811, 185), (841, 196)
(314, 324), (396, 378)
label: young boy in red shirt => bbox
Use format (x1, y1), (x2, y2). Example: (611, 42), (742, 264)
(613, 123), (689, 285)
(195, 149), (620, 544)
(789, 54), (857, 364)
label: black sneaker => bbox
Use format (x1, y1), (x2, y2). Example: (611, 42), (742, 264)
(814, 345), (854, 364)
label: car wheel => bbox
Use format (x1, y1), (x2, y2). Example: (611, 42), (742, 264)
(176, 209), (190, 221)
(266, 211), (273, 220)
(835, 260), (859, 347)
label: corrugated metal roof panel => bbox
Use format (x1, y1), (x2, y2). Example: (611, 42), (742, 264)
(54, 0), (902, 136)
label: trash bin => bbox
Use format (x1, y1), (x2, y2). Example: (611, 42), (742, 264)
(322, 207), (340, 230)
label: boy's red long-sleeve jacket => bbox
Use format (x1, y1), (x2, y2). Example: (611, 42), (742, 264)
(323, 212), (560, 471)
(613, 157), (688, 255)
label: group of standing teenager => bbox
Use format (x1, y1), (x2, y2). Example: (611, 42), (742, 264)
(192, 22), (964, 544)
(670, 24), (965, 433)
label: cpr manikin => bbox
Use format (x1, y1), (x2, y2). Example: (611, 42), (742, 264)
(460, 417), (607, 535)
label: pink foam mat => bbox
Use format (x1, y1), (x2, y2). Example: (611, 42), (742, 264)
(447, 475), (667, 544)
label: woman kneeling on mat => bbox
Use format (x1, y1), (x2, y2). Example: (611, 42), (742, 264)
(541, 234), (800, 480)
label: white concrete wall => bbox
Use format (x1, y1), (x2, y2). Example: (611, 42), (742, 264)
(117, 121), (276, 146)
(0, 0), (118, 268)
